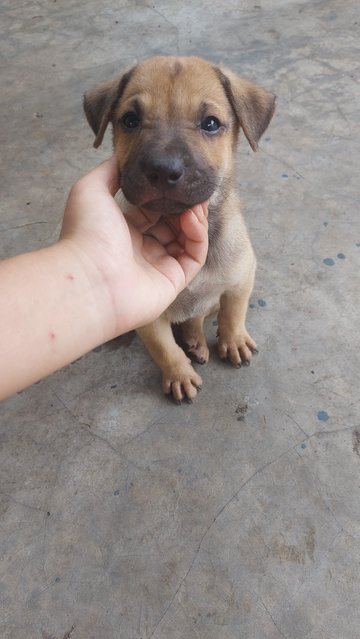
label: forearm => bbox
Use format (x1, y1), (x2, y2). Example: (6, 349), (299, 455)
(0, 241), (115, 400)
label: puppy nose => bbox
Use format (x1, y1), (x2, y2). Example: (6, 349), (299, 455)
(144, 156), (185, 189)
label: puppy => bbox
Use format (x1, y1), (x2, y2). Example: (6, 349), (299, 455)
(84, 56), (275, 403)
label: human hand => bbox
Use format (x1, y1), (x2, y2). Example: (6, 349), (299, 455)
(60, 156), (209, 338)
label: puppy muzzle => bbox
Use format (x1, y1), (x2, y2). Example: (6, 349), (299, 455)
(120, 138), (218, 216)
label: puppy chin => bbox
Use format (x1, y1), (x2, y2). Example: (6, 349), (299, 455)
(141, 198), (189, 216)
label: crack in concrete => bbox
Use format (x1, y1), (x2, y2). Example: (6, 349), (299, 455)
(149, 441), (301, 637)
(149, 6), (177, 29)
(285, 412), (309, 437)
(122, 418), (165, 448)
(0, 220), (47, 233)
(79, 423), (143, 472)
(0, 492), (48, 514)
(260, 598), (289, 639)
(148, 423), (360, 636)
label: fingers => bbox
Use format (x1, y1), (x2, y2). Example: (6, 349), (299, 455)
(146, 202), (208, 249)
(144, 219), (179, 245)
(127, 208), (162, 233)
(135, 201), (208, 300)
(176, 203), (209, 283)
(181, 203), (209, 241)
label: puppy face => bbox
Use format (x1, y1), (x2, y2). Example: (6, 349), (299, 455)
(84, 56), (275, 216)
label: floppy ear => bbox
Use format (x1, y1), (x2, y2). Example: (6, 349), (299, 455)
(83, 70), (133, 148)
(216, 67), (276, 151)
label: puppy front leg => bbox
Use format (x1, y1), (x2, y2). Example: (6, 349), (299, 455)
(137, 316), (203, 403)
(217, 269), (257, 367)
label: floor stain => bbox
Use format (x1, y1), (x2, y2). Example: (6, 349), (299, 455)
(305, 525), (316, 561)
(271, 538), (305, 564)
(42, 625), (76, 639)
(62, 625), (76, 639)
(352, 430), (360, 457)
(235, 403), (248, 421)
(271, 525), (316, 564)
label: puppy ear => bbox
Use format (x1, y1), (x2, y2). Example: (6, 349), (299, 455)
(83, 70), (133, 148)
(216, 67), (276, 151)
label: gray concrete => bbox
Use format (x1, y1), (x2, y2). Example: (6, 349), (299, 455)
(1, 0), (360, 637)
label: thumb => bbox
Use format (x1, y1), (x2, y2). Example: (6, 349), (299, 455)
(80, 156), (121, 197)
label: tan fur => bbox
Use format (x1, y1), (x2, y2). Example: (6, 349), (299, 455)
(84, 56), (275, 402)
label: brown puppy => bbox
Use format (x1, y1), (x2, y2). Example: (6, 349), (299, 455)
(84, 56), (275, 403)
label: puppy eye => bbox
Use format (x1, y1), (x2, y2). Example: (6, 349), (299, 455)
(121, 111), (140, 130)
(201, 116), (221, 134)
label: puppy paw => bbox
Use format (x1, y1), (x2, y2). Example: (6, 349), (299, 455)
(184, 338), (209, 365)
(162, 361), (203, 403)
(181, 318), (209, 365)
(217, 330), (257, 367)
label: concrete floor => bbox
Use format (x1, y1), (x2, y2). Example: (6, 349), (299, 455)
(1, 0), (360, 637)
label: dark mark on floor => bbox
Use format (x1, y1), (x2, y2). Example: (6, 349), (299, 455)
(235, 403), (248, 421)
(352, 430), (360, 457)
(42, 625), (76, 639)
(323, 252), (347, 266)
(317, 410), (329, 422)
(62, 626), (76, 639)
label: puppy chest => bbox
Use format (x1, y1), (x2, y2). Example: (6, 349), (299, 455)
(167, 272), (223, 322)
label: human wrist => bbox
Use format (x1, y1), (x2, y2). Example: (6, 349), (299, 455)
(55, 237), (118, 345)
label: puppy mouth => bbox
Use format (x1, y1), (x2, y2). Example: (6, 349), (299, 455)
(140, 197), (199, 216)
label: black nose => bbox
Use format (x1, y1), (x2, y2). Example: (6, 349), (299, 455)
(142, 156), (185, 190)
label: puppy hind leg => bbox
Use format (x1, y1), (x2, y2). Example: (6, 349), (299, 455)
(137, 316), (203, 403)
(181, 315), (209, 365)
